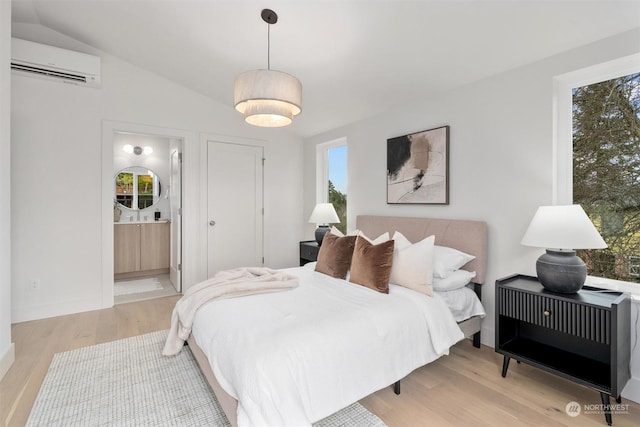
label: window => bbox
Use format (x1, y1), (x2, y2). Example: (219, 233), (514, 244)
(630, 256), (640, 278)
(555, 54), (640, 285)
(572, 72), (640, 283)
(316, 138), (347, 234)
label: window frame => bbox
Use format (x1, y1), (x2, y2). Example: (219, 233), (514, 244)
(315, 137), (348, 233)
(315, 137), (347, 204)
(553, 52), (640, 295)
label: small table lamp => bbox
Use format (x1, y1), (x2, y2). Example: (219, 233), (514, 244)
(308, 203), (340, 245)
(521, 204), (607, 294)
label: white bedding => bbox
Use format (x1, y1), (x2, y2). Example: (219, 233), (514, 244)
(435, 285), (486, 322)
(191, 265), (465, 427)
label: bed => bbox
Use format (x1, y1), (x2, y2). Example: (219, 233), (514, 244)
(185, 215), (487, 427)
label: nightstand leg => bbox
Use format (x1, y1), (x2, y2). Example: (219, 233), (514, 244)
(600, 392), (612, 426)
(616, 396), (621, 404)
(393, 381), (401, 395)
(501, 356), (510, 377)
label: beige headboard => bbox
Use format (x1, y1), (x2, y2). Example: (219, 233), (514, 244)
(356, 215), (488, 285)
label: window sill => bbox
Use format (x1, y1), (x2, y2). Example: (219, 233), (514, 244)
(585, 275), (640, 301)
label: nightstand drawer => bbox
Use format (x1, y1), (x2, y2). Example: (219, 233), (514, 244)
(299, 241), (320, 266)
(498, 287), (611, 344)
(300, 245), (318, 260)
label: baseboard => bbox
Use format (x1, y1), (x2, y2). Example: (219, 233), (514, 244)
(622, 376), (640, 404)
(0, 342), (15, 381)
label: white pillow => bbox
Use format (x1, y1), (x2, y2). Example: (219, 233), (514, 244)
(389, 231), (435, 296)
(357, 230), (390, 244)
(433, 245), (475, 279)
(330, 226), (344, 236)
(433, 270), (476, 291)
(332, 226), (390, 244)
(330, 226), (359, 237)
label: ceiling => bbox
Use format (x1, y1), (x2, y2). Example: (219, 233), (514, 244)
(10, 0), (640, 138)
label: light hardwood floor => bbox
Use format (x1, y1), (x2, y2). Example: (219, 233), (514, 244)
(1, 295), (639, 427)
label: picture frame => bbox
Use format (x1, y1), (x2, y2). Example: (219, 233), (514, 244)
(387, 125), (449, 204)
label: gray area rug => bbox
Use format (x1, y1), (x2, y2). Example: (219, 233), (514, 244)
(27, 330), (386, 426)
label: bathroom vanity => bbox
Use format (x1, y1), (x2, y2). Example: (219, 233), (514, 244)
(114, 221), (170, 279)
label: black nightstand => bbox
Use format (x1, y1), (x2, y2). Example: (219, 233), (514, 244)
(299, 241), (320, 266)
(496, 274), (631, 426)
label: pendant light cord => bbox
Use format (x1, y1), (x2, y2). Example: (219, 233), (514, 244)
(261, 9), (277, 70)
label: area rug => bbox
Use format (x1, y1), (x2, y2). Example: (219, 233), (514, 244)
(27, 330), (386, 427)
(114, 277), (162, 296)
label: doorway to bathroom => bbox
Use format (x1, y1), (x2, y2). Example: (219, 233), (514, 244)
(112, 131), (183, 304)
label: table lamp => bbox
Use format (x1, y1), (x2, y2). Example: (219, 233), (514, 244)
(308, 203), (340, 245)
(520, 204), (607, 294)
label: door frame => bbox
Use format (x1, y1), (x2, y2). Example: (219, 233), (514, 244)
(169, 147), (183, 292)
(101, 121), (197, 307)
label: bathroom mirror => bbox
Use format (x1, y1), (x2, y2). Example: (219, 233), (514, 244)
(114, 167), (162, 210)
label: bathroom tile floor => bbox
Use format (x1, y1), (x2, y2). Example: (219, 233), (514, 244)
(114, 274), (180, 305)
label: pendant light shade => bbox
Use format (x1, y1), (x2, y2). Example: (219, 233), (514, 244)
(234, 69), (302, 127)
(234, 9), (302, 128)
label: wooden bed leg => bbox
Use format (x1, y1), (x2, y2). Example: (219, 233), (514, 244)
(393, 381), (401, 395)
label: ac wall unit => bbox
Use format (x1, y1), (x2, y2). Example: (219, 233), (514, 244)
(11, 38), (101, 88)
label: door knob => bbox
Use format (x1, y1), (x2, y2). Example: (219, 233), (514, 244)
(209, 220), (216, 227)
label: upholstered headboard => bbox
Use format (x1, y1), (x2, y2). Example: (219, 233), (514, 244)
(356, 215), (488, 285)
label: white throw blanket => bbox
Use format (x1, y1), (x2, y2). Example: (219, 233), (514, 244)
(163, 267), (298, 356)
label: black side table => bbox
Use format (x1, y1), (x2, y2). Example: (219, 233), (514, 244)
(495, 274), (630, 426)
(299, 241), (320, 266)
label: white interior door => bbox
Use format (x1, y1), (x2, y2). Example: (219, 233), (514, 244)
(207, 141), (263, 276)
(169, 149), (182, 292)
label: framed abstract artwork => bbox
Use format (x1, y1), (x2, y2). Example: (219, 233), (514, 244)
(387, 125), (449, 204)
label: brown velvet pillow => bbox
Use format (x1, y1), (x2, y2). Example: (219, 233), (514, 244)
(314, 233), (357, 279)
(349, 235), (395, 294)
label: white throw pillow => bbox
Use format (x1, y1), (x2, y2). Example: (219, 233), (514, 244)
(330, 226), (344, 236)
(433, 245), (475, 279)
(357, 230), (390, 244)
(330, 226), (359, 237)
(389, 231), (435, 296)
(333, 226), (390, 244)
(433, 270), (476, 291)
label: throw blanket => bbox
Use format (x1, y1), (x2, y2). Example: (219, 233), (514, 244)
(163, 267), (298, 356)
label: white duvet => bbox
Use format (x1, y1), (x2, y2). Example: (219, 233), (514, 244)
(191, 265), (464, 427)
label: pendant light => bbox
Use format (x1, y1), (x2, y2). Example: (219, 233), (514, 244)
(234, 9), (302, 127)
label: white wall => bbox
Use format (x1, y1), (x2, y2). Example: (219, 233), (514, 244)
(0, 0), (15, 381)
(10, 24), (304, 323)
(304, 28), (640, 401)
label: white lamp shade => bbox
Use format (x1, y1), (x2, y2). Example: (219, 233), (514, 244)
(308, 203), (340, 224)
(521, 205), (607, 250)
(234, 69), (302, 127)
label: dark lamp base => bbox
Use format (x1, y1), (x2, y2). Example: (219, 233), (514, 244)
(536, 249), (587, 294)
(315, 225), (330, 246)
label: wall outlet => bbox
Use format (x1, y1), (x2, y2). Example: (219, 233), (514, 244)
(30, 279), (40, 290)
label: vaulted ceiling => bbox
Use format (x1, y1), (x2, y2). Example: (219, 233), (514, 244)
(11, 0), (640, 137)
